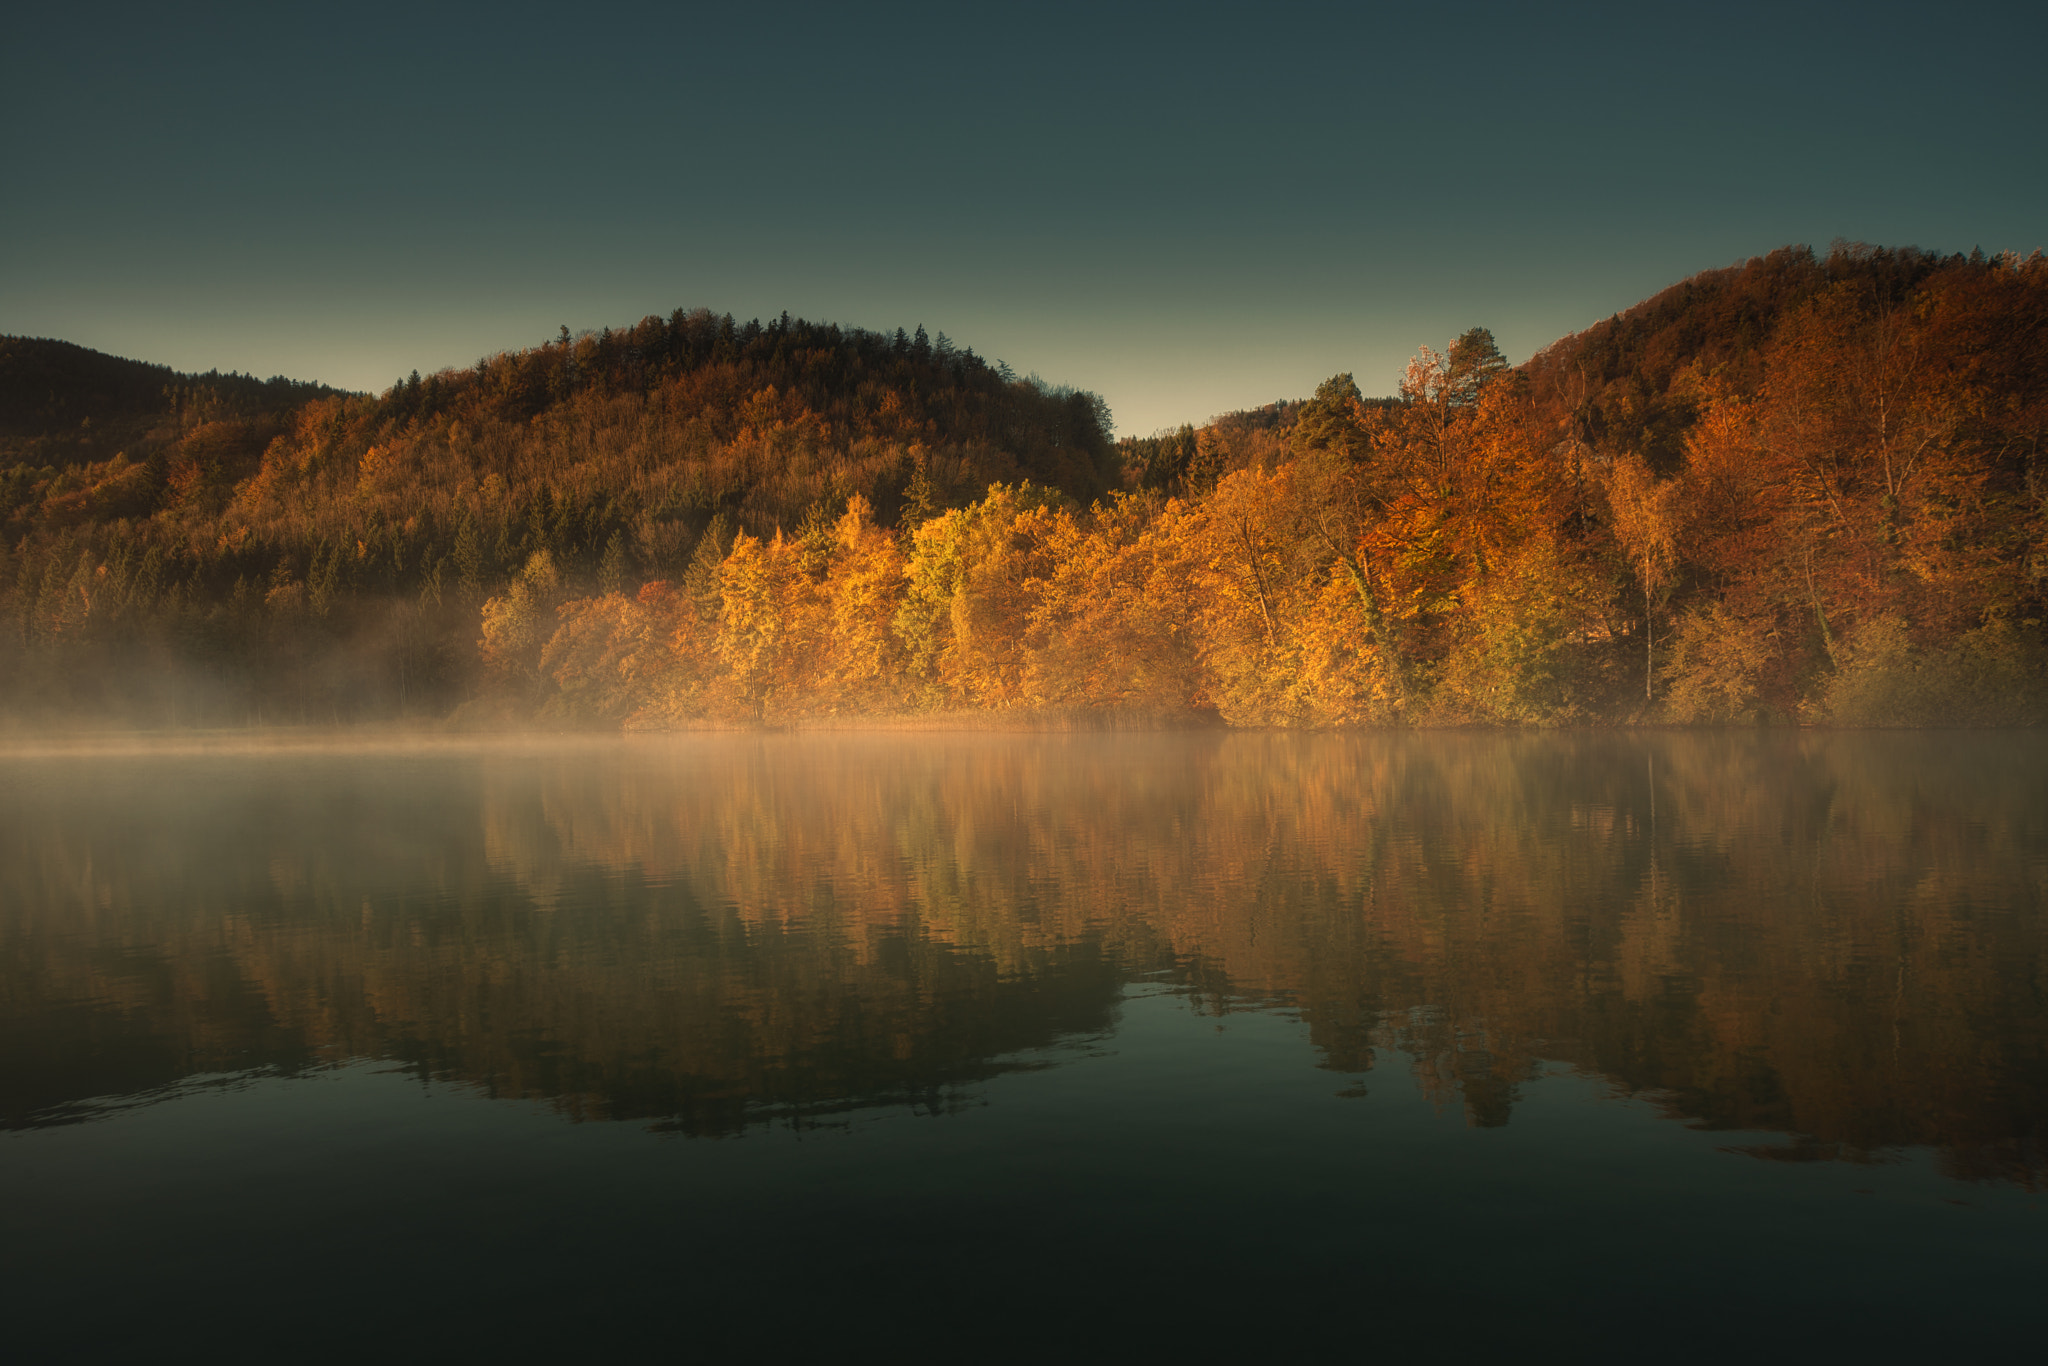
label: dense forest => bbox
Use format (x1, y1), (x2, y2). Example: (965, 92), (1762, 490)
(4, 242), (2045, 728)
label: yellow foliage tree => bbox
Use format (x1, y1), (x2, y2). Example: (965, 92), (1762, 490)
(478, 549), (563, 700)
(819, 495), (911, 710)
(1605, 454), (1683, 704)
(1024, 492), (1204, 713)
(715, 532), (805, 720)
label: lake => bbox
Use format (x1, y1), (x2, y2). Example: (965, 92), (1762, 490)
(3, 731), (2043, 1357)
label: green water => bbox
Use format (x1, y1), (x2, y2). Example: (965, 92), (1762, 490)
(3, 732), (2043, 1357)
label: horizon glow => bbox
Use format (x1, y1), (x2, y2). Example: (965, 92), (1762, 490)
(4, 1), (2044, 435)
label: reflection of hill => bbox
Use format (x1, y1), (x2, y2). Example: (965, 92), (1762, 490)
(3, 735), (2044, 1179)
(0, 749), (1141, 1134)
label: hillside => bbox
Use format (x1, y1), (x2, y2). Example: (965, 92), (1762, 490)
(1519, 241), (2047, 472)
(0, 336), (337, 469)
(3, 245), (2044, 729)
(0, 312), (1116, 721)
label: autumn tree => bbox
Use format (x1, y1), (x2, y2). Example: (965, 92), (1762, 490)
(1604, 454), (1683, 704)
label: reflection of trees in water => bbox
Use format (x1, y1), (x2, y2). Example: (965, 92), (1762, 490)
(0, 753), (1137, 1135)
(1, 735), (2043, 1180)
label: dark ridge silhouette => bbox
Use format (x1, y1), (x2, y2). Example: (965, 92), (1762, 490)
(0, 335), (339, 468)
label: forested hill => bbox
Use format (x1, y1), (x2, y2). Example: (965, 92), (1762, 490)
(0, 311), (1117, 721)
(1123, 242), (2047, 497)
(1521, 242), (2048, 473)
(0, 337), (337, 470)
(1092, 242), (2044, 729)
(4, 245), (2044, 729)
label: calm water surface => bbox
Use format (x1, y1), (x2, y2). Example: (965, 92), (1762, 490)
(3, 732), (2044, 1357)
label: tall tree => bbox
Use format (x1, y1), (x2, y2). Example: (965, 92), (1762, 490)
(1605, 454), (1683, 703)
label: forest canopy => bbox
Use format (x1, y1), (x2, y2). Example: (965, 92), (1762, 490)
(4, 245), (2044, 729)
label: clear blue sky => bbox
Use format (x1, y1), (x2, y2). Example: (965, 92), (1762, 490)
(5, 1), (2044, 435)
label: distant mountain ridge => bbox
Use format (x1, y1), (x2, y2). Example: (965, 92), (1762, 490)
(0, 335), (338, 469)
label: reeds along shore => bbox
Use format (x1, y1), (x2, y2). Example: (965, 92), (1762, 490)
(4, 245), (2046, 728)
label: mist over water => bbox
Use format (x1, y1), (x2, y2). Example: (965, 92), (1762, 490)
(4, 732), (2043, 1354)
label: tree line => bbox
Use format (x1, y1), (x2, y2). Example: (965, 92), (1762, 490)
(3, 243), (2044, 727)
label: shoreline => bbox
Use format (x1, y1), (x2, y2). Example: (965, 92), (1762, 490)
(0, 713), (2036, 758)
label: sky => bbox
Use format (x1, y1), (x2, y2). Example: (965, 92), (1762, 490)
(5, 1), (2045, 437)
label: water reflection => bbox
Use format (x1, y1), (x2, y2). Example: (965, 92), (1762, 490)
(3, 732), (2043, 1181)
